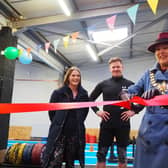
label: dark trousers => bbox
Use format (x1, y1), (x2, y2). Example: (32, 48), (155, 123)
(97, 126), (130, 163)
(47, 135), (78, 168)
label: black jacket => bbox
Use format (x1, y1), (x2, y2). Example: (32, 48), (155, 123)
(42, 85), (89, 168)
(90, 76), (134, 128)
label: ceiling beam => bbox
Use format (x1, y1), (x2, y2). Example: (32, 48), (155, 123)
(0, 0), (23, 19)
(23, 29), (73, 67)
(67, 0), (102, 63)
(0, 14), (9, 27)
(80, 21), (102, 63)
(12, 3), (148, 29)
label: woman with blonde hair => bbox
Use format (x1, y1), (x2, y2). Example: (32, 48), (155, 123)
(42, 66), (89, 168)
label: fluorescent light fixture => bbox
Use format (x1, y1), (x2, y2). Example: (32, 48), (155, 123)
(58, 0), (71, 16)
(92, 27), (128, 42)
(86, 44), (98, 62)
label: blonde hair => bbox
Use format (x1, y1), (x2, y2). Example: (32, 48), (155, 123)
(108, 57), (123, 65)
(63, 66), (81, 85)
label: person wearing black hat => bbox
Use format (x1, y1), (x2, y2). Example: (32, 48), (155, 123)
(124, 32), (168, 168)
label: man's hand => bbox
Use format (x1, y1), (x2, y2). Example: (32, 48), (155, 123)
(96, 111), (110, 121)
(121, 110), (135, 121)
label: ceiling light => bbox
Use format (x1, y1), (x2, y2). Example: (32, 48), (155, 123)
(91, 27), (128, 42)
(86, 44), (98, 62)
(58, 0), (71, 16)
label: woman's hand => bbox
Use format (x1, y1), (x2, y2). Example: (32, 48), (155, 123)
(142, 88), (161, 99)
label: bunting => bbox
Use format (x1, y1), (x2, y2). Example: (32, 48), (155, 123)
(147, 0), (159, 15)
(27, 48), (31, 55)
(106, 15), (117, 31)
(126, 4), (139, 25)
(45, 42), (50, 53)
(63, 35), (70, 48)
(31, 1), (160, 54)
(53, 39), (60, 52)
(36, 44), (42, 52)
(18, 48), (23, 57)
(71, 32), (79, 43)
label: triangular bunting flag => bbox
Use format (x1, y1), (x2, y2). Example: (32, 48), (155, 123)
(18, 48), (23, 57)
(106, 15), (117, 31)
(27, 48), (31, 55)
(71, 32), (79, 43)
(126, 4), (139, 25)
(53, 39), (60, 53)
(147, 0), (159, 15)
(45, 42), (50, 53)
(36, 44), (42, 52)
(63, 35), (70, 48)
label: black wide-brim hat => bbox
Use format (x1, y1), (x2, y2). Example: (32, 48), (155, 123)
(148, 32), (168, 53)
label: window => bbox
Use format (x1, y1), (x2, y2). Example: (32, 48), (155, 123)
(91, 27), (128, 42)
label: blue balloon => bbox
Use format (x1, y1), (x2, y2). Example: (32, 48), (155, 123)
(19, 50), (32, 64)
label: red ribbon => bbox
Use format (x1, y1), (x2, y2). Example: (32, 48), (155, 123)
(130, 95), (168, 106)
(0, 95), (167, 114)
